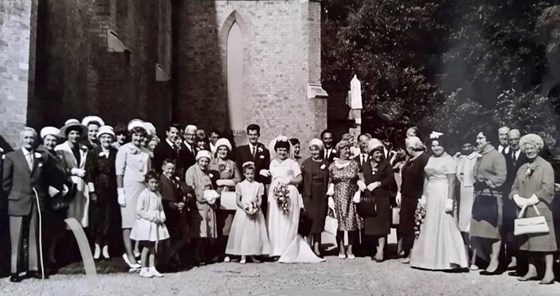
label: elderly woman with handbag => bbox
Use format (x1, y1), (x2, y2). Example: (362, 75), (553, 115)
(510, 134), (557, 284)
(358, 139), (396, 262)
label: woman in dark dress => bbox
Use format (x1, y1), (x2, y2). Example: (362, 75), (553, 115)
(39, 127), (68, 269)
(85, 125), (120, 260)
(301, 138), (329, 256)
(359, 140), (396, 262)
(397, 136), (429, 263)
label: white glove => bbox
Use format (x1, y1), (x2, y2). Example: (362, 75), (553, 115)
(48, 186), (60, 198)
(367, 182), (380, 192)
(527, 194), (540, 206)
(513, 194), (527, 208)
(357, 180), (367, 192)
(326, 183), (334, 196)
(117, 188), (126, 207)
(259, 169), (271, 177)
(396, 192), (402, 206)
(71, 168), (86, 178)
(445, 199), (453, 213)
(352, 191), (361, 203)
(419, 195), (427, 207)
(328, 196), (335, 210)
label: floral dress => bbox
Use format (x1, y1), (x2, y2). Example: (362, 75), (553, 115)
(329, 161), (362, 231)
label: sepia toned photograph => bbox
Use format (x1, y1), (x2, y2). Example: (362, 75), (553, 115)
(1, 0), (560, 295)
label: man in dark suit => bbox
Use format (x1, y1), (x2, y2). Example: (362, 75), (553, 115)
(180, 124), (198, 173)
(234, 124), (271, 214)
(353, 134), (371, 171)
(0, 136), (14, 277)
(2, 128), (51, 282)
(321, 130), (336, 163)
(153, 122), (183, 178)
(502, 129), (528, 275)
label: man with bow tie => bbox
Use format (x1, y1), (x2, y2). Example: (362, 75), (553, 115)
(2, 127), (52, 282)
(153, 122), (184, 179)
(234, 124), (270, 214)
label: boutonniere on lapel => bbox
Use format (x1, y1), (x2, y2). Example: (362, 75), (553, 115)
(208, 173), (214, 179)
(34, 152), (43, 167)
(526, 166), (535, 177)
(320, 164), (326, 170)
(129, 145), (140, 155)
(80, 145), (88, 152)
(332, 149), (337, 155)
(257, 145), (263, 153)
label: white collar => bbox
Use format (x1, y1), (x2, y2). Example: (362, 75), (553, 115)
(166, 138), (175, 147)
(22, 147), (32, 156)
(184, 141), (192, 149)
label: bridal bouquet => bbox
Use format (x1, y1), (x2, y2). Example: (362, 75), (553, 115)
(273, 183), (290, 215)
(414, 202), (426, 239)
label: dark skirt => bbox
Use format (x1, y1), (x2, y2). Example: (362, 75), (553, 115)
(363, 193), (391, 236)
(303, 194), (328, 234)
(398, 196), (418, 235)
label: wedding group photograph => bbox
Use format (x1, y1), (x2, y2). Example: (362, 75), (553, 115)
(2, 0), (560, 295)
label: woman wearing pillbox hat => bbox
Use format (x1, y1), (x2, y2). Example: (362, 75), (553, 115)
(115, 119), (151, 270)
(185, 149), (219, 265)
(85, 125), (119, 260)
(81, 116), (105, 150)
(39, 126), (69, 269)
(209, 138), (241, 262)
(55, 119), (91, 230)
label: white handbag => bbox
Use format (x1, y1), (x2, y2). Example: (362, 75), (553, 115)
(514, 203), (549, 236)
(392, 207), (400, 225)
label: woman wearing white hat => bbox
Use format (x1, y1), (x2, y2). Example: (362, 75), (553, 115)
(185, 150), (219, 265)
(209, 138), (241, 262)
(38, 127), (67, 270)
(115, 120), (152, 270)
(85, 126), (119, 260)
(81, 116), (105, 150)
(55, 119), (90, 229)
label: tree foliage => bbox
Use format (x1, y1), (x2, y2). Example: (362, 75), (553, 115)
(322, 0), (560, 152)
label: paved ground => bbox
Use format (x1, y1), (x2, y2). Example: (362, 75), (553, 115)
(1, 256), (560, 296)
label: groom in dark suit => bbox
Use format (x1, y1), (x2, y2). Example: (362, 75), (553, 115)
(2, 128), (51, 282)
(234, 124), (271, 213)
(153, 122), (183, 177)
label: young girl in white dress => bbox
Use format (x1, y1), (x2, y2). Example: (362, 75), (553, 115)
(130, 171), (170, 277)
(226, 162), (271, 263)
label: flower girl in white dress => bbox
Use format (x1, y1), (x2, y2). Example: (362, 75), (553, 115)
(226, 162), (271, 263)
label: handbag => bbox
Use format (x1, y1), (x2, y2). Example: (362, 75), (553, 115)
(356, 192), (377, 218)
(392, 207), (400, 225)
(298, 209), (313, 237)
(471, 192), (499, 227)
(514, 204), (549, 236)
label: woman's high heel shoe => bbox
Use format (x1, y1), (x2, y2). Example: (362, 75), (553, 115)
(123, 253), (141, 269)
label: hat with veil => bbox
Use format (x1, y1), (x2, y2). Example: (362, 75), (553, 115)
(268, 135), (295, 159)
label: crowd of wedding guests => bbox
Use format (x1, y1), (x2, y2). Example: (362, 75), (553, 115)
(1, 116), (559, 285)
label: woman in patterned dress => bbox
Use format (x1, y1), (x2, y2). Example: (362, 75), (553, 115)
(185, 150), (219, 265)
(327, 140), (362, 259)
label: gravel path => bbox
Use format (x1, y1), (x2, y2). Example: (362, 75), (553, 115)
(1, 257), (560, 296)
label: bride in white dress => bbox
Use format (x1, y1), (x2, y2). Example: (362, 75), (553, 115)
(266, 136), (324, 263)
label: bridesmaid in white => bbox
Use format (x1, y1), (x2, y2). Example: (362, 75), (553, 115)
(266, 136), (324, 263)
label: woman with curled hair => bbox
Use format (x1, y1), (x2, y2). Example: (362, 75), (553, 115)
(470, 124), (507, 275)
(410, 132), (468, 270)
(115, 120), (152, 270)
(327, 140), (362, 259)
(510, 134), (557, 284)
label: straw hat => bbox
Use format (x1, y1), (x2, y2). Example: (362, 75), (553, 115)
(60, 119), (88, 138)
(40, 126), (61, 139)
(97, 125), (115, 138)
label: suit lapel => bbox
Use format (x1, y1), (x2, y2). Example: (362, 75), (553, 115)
(16, 150), (32, 173)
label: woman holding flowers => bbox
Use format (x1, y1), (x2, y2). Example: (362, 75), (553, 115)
(266, 136), (324, 263)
